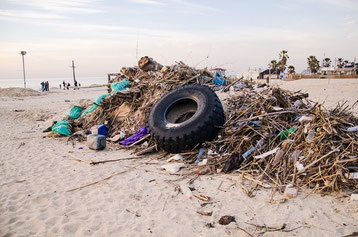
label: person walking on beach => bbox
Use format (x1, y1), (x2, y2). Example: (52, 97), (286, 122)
(67, 82), (70, 90)
(46, 81), (50, 91)
(74, 80), (78, 90)
(59, 84), (61, 89)
(40, 81), (45, 92)
(63, 80), (66, 90)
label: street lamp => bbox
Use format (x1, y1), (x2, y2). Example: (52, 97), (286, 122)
(20, 51), (27, 88)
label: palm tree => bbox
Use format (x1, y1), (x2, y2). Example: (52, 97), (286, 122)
(288, 65), (295, 74)
(322, 58), (331, 67)
(278, 50), (289, 71)
(337, 58), (344, 68)
(269, 60), (278, 71)
(307, 56), (320, 74)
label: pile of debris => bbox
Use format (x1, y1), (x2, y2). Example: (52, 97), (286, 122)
(51, 56), (357, 194)
(80, 57), (214, 135)
(196, 84), (358, 193)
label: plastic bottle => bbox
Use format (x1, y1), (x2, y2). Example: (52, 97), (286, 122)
(242, 138), (264, 160)
(98, 124), (108, 136)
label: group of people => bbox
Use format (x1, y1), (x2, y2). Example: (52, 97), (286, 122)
(40, 81), (49, 92)
(60, 80), (81, 90)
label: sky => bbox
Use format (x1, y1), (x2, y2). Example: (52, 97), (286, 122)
(0, 0), (357, 79)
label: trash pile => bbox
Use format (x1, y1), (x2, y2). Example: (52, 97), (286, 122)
(47, 56), (358, 194)
(80, 58), (214, 135)
(196, 85), (358, 192)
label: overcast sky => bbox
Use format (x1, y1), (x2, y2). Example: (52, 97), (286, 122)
(0, 0), (357, 79)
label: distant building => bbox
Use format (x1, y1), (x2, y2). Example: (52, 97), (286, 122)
(258, 69), (281, 79)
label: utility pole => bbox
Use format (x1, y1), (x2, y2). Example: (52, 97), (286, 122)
(20, 51), (27, 88)
(72, 60), (76, 84)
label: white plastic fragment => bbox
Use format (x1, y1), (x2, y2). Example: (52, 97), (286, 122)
(347, 126), (358, 132)
(166, 154), (184, 162)
(293, 100), (302, 109)
(273, 106), (284, 111)
(351, 194), (358, 201)
(208, 149), (218, 156)
(296, 161), (305, 172)
(254, 148), (279, 159)
(284, 184), (298, 198)
(349, 173), (358, 179)
(305, 130), (315, 142)
(197, 159), (207, 166)
(291, 150), (301, 162)
(161, 163), (185, 173)
(299, 116), (313, 123)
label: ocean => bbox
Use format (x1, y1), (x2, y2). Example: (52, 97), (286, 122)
(0, 77), (108, 89)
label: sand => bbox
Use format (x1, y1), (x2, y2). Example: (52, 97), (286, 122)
(270, 78), (358, 114)
(1, 82), (358, 236)
(0, 88), (42, 98)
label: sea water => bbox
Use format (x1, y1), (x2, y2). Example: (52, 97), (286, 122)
(0, 76), (107, 89)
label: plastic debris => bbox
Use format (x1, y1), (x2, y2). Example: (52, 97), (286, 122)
(350, 194), (358, 201)
(298, 115), (313, 123)
(161, 163), (185, 173)
(293, 100), (302, 109)
(272, 149), (284, 167)
(87, 134), (106, 150)
(306, 129), (315, 142)
(296, 161), (305, 172)
(254, 148), (279, 159)
(119, 126), (149, 146)
(347, 126), (358, 132)
(98, 124), (108, 136)
(111, 78), (130, 93)
(80, 104), (98, 118)
(273, 106), (284, 111)
(279, 127), (296, 140)
(68, 106), (83, 119)
(213, 72), (227, 86)
(95, 93), (110, 105)
(349, 173), (358, 179)
(195, 148), (205, 164)
(231, 81), (248, 91)
(166, 154), (184, 162)
(291, 150), (301, 161)
(197, 159), (208, 166)
(242, 139), (264, 160)
(51, 120), (71, 136)
(284, 184), (298, 198)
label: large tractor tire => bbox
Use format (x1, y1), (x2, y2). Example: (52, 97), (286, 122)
(148, 84), (225, 153)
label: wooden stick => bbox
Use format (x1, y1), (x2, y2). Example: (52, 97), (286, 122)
(298, 148), (340, 174)
(90, 156), (145, 165)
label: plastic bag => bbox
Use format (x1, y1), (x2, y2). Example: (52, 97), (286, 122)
(52, 120), (71, 136)
(95, 93), (110, 105)
(68, 106), (83, 119)
(111, 78), (130, 93)
(80, 104), (98, 118)
(213, 72), (227, 86)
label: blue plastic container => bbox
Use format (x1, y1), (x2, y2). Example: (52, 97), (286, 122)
(98, 124), (108, 136)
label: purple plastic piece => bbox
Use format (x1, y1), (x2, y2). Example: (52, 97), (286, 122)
(119, 126), (149, 146)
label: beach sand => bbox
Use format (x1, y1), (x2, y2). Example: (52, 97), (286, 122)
(1, 82), (358, 236)
(271, 78), (358, 114)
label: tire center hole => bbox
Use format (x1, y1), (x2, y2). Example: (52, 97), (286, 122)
(166, 98), (198, 124)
